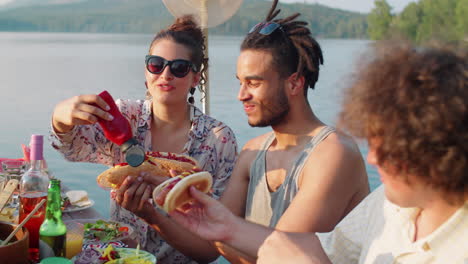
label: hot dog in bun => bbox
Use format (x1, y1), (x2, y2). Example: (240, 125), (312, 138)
(153, 171), (213, 213)
(97, 151), (200, 189)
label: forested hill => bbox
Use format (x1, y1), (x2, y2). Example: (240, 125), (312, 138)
(0, 0), (368, 38)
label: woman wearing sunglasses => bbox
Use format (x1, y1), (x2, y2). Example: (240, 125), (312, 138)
(50, 15), (238, 264)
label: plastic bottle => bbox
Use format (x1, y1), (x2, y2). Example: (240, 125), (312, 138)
(97, 91), (145, 167)
(19, 134), (50, 262)
(39, 179), (67, 259)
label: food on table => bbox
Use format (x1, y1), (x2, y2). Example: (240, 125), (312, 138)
(61, 190), (92, 211)
(153, 171), (212, 213)
(0, 207), (15, 222)
(83, 220), (130, 243)
(73, 245), (156, 264)
(105, 248), (155, 264)
(66, 190), (92, 207)
(96, 151), (200, 189)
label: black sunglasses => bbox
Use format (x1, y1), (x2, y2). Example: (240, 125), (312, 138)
(248, 22), (282, 35)
(145, 55), (197, 78)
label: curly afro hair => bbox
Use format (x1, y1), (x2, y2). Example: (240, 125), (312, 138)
(340, 42), (468, 202)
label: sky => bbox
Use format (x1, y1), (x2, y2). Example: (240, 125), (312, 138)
(0, 0), (12, 5)
(0, 0), (416, 13)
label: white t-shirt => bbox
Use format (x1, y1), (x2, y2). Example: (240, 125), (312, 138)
(318, 186), (468, 264)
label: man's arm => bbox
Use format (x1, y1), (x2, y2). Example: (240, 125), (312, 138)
(214, 138), (262, 263)
(276, 133), (369, 232)
(257, 231), (331, 264)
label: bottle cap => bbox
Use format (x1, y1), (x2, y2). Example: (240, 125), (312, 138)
(30, 134), (44, 161)
(50, 179), (61, 187)
(30, 134), (44, 144)
(121, 138), (145, 167)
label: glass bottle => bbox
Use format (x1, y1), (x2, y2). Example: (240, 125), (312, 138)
(19, 134), (50, 262)
(39, 179), (67, 259)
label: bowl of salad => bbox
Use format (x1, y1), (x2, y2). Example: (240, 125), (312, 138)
(66, 219), (134, 245)
(73, 245), (156, 264)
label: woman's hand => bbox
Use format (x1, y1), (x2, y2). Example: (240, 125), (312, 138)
(114, 175), (155, 220)
(52, 94), (113, 133)
(114, 170), (186, 220)
(169, 186), (238, 242)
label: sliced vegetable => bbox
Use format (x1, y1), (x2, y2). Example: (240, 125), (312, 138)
(83, 220), (130, 243)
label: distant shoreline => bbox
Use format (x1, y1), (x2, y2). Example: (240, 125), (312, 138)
(0, 30), (371, 41)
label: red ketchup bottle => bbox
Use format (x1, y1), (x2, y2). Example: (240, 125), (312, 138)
(98, 91), (145, 167)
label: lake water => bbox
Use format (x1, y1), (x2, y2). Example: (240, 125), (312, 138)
(0, 32), (380, 218)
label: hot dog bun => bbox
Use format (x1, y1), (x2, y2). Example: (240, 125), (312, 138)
(97, 151), (199, 190)
(152, 171), (213, 213)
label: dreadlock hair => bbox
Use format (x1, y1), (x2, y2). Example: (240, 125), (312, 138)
(241, 0), (323, 96)
(149, 15), (208, 93)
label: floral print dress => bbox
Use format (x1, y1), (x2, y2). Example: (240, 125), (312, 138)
(50, 99), (238, 264)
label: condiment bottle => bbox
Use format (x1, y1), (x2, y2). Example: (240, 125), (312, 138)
(19, 134), (50, 262)
(39, 179), (67, 259)
(97, 91), (145, 167)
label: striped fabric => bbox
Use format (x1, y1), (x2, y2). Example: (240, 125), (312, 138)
(317, 186), (468, 264)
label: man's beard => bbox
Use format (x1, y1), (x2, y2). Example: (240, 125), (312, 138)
(249, 89), (290, 127)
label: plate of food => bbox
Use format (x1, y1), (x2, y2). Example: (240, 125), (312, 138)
(64, 219), (133, 246)
(82, 219), (133, 244)
(73, 245), (156, 264)
(62, 190), (95, 213)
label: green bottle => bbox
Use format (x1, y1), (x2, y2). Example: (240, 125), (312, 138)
(39, 179), (67, 259)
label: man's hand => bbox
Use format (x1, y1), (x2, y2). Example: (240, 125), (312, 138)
(257, 231), (331, 264)
(169, 186), (239, 242)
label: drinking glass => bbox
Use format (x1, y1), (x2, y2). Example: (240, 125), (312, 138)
(1, 160), (28, 207)
(65, 220), (84, 259)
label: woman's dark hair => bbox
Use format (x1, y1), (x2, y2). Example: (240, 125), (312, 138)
(241, 0), (323, 95)
(340, 42), (468, 202)
(149, 15), (208, 92)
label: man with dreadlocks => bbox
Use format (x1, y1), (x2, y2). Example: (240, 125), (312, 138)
(168, 0), (369, 262)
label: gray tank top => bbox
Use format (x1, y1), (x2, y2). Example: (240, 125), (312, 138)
(245, 126), (336, 227)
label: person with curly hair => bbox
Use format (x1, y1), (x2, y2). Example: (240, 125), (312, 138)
(50, 15), (238, 264)
(255, 43), (468, 263)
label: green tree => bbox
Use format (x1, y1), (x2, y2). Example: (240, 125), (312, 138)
(455, 0), (468, 40)
(367, 0), (393, 40)
(393, 2), (423, 40)
(417, 0), (458, 42)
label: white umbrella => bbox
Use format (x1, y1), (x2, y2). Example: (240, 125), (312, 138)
(162, 0), (243, 115)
